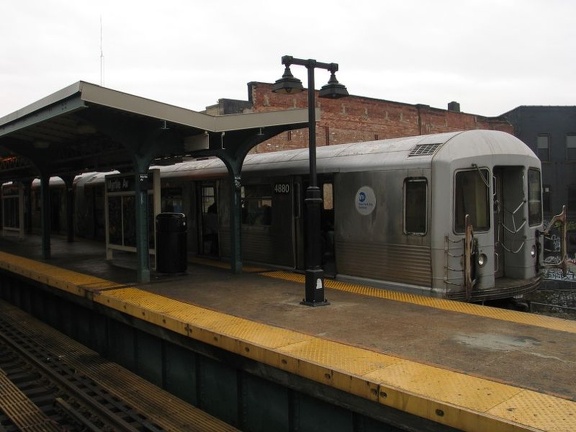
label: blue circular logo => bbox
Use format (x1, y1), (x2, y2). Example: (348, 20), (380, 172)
(355, 186), (376, 215)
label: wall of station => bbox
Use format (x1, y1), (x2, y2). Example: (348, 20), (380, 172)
(0, 262), (449, 432)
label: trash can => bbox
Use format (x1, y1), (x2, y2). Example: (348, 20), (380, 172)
(156, 212), (187, 273)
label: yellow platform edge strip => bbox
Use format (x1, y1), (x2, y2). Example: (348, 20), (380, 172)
(0, 252), (131, 295)
(261, 271), (576, 334)
(96, 287), (576, 432)
(2, 253), (575, 431)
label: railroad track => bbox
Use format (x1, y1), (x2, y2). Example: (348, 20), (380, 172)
(0, 300), (238, 432)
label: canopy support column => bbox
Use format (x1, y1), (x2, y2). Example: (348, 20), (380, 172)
(229, 172), (243, 274)
(62, 175), (75, 243)
(134, 159), (152, 284)
(39, 173), (51, 259)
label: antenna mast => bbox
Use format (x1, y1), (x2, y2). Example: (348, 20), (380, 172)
(100, 16), (105, 86)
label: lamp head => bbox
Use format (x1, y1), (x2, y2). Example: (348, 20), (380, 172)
(272, 65), (304, 94)
(319, 72), (349, 99)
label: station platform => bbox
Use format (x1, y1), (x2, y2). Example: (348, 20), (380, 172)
(0, 233), (575, 431)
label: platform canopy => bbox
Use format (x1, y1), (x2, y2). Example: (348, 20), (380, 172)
(0, 81), (310, 282)
(0, 81), (309, 182)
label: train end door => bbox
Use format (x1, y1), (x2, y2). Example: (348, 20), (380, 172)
(493, 166), (542, 280)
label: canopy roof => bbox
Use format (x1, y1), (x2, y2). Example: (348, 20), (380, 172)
(0, 81), (309, 182)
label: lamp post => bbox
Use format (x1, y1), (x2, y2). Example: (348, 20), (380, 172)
(272, 55), (348, 306)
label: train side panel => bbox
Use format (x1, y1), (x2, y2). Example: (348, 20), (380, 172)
(334, 169), (432, 290)
(16, 130), (542, 303)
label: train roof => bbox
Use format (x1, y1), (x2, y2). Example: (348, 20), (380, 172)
(154, 130), (537, 178)
(239, 130), (537, 175)
(156, 157), (227, 179)
(17, 130), (536, 186)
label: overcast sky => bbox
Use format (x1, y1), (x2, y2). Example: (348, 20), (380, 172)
(2, 0), (574, 119)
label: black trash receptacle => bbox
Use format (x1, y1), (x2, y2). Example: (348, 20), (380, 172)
(156, 212), (187, 273)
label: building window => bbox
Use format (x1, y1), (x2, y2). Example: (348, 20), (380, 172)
(454, 169), (490, 233)
(537, 135), (550, 161)
(566, 134), (576, 160)
(404, 178), (427, 234)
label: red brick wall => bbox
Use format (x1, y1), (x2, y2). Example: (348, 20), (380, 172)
(247, 82), (513, 153)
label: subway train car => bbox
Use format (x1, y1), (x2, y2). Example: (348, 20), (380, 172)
(158, 129), (544, 302)
(16, 130), (544, 302)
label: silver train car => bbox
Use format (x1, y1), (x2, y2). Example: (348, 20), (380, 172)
(16, 129), (544, 302)
(157, 129), (544, 302)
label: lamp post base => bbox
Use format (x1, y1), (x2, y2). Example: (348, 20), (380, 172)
(301, 268), (330, 307)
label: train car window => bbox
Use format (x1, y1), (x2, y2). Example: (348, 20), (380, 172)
(2, 185), (20, 229)
(201, 185), (216, 212)
(241, 185), (272, 226)
(454, 169), (490, 233)
(2, 196), (19, 228)
(528, 169), (543, 226)
(323, 183), (334, 210)
(404, 178), (427, 234)
(161, 187), (183, 213)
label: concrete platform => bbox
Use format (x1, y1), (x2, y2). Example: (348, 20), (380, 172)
(1, 233), (575, 431)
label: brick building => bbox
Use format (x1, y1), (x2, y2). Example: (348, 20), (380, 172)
(206, 83), (574, 220)
(206, 82), (513, 153)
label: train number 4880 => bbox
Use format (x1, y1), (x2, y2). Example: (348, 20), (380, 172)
(274, 183), (291, 194)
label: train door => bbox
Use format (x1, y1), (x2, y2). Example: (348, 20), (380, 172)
(493, 166), (526, 279)
(92, 183), (106, 241)
(294, 175), (335, 276)
(1, 183), (24, 236)
(198, 183), (218, 256)
(321, 178), (336, 276)
(293, 178), (305, 269)
(50, 189), (61, 234)
(493, 170), (505, 278)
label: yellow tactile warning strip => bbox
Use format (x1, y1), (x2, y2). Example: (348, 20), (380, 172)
(97, 287), (576, 432)
(190, 256), (270, 273)
(2, 252), (576, 431)
(0, 252), (129, 296)
(262, 271), (576, 334)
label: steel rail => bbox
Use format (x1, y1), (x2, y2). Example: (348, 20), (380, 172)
(0, 315), (163, 432)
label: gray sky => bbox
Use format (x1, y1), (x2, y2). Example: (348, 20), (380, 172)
(2, 0), (574, 118)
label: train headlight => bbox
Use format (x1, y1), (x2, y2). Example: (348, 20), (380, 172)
(531, 245), (536, 258)
(477, 253), (487, 267)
